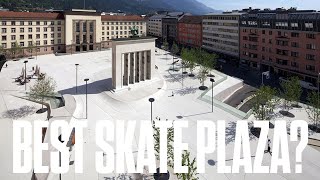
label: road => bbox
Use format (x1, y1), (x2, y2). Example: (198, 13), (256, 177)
(224, 84), (256, 112)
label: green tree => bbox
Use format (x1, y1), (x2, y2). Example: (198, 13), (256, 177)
(280, 76), (302, 112)
(187, 48), (196, 76)
(29, 75), (56, 113)
(152, 119), (175, 168)
(9, 41), (21, 59)
(162, 40), (169, 61)
(251, 86), (279, 120)
(171, 42), (179, 71)
(197, 64), (209, 90)
(28, 42), (35, 58)
(180, 48), (189, 74)
(306, 91), (320, 126)
(176, 151), (199, 180)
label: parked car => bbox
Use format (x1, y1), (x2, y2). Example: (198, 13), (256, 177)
(279, 77), (318, 91)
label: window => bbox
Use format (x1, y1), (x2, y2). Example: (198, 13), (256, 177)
(58, 21), (61, 25)
(11, 42), (15, 47)
(57, 27), (61, 31)
(291, 52), (299, 57)
(20, 21), (24, 25)
(2, 21), (6, 25)
(306, 33), (315, 39)
(28, 41), (32, 46)
(36, 34), (40, 39)
(36, 41), (40, 46)
(305, 23), (313, 28)
(291, 23), (298, 28)
(76, 22), (80, 32)
(291, 62), (298, 68)
(1, 36), (6, 41)
(11, 21), (15, 25)
(44, 27), (47, 32)
(37, 48), (40, 52)
(306, 54), (315, 60)
(44, 21), (47, 25)
(51, 33), (54, 38)
(58, 39), (61, 44)
(20, 42), (24, 47)
(262, 30), (265, 34)
(28, 21), (32, 25)
(28, 28), (32, 32)
(269, 31), (272, 35)
(20, 35), (24, 40)
(44, 47), (47, 52)
(306, 65), (315, 72)
(291, 42), (299, 48)
(58, 33), (61, 38)
(36, 27), (40, 32)
(291, 32), (299, 37)
(51, 47), (54, 51)
(90, 22), (93, 32)
(1, 28), (6, 33)
(20, 28), (24, 33)
(44, 40), (47, 45)
(44, 34), (47, 38)
(1, 43), (6, 48)
(36, 21), (40, 25)
(28, 35), (32, 39)
(11, 28), (16, 33)
(307, 44), (316, 50)
(51, 40), (54, 44)
(51, 21), (54, 25)
(83, 23), (87, 32)
(51, 27), (54, 32)
(11, 35), (16, 40)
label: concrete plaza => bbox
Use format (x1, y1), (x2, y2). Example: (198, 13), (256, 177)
(1, 49), (320, 180)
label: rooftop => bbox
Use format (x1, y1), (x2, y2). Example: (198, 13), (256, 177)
(178, 15), (203, 24)
(101, 15), (145, 21)
(0, 11), (64, 20)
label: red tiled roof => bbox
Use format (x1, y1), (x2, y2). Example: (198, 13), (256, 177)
(0, 11), (64, 20)
(101, 15), (145, 21)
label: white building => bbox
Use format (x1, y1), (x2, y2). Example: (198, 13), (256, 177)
(202, 13), (243, 58)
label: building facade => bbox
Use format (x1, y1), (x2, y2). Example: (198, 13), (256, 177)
(162, 12), (190, 43)
(202, 13), (242, 59)
(239, 9), (320, 85)
(177, 16), (202, 48)
(0, 9), (147, 58)
(112, 37), (156, 89)
(147, 14), (166, 37)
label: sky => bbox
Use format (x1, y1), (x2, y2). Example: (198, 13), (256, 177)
(197, 0), (319, 11)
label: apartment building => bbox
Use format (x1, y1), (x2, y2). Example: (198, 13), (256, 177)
(177, 15), (203, 48)
(162, 12), (191, 43)
(0, 9), (147, 58)
(202, 13), (242, 59)
(239, 8), (320, 85)
(101, 15), (147, 48)
(0, 11), (65, 58)
(147, 14), (166, 37)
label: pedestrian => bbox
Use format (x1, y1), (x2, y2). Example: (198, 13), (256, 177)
(172, 91), (174, 97)
(5, 63), (8, 68)
(267, 139), (272, 155)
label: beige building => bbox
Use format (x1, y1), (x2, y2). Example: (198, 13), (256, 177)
(0, 9), (147, 59)
(147, 14), (165, 37)
(202, 13), (242, 58)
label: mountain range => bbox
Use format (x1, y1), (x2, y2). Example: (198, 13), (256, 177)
(0, 0), (221, 15)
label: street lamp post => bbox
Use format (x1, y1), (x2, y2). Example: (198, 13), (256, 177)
(75, 64), (79, 94)
(84, 78), (89, 119)
(24, 60), (28, 91)
(58, 135), (64, 180)
(149, 98), (155, 122)
(210, 78), (215, 112)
